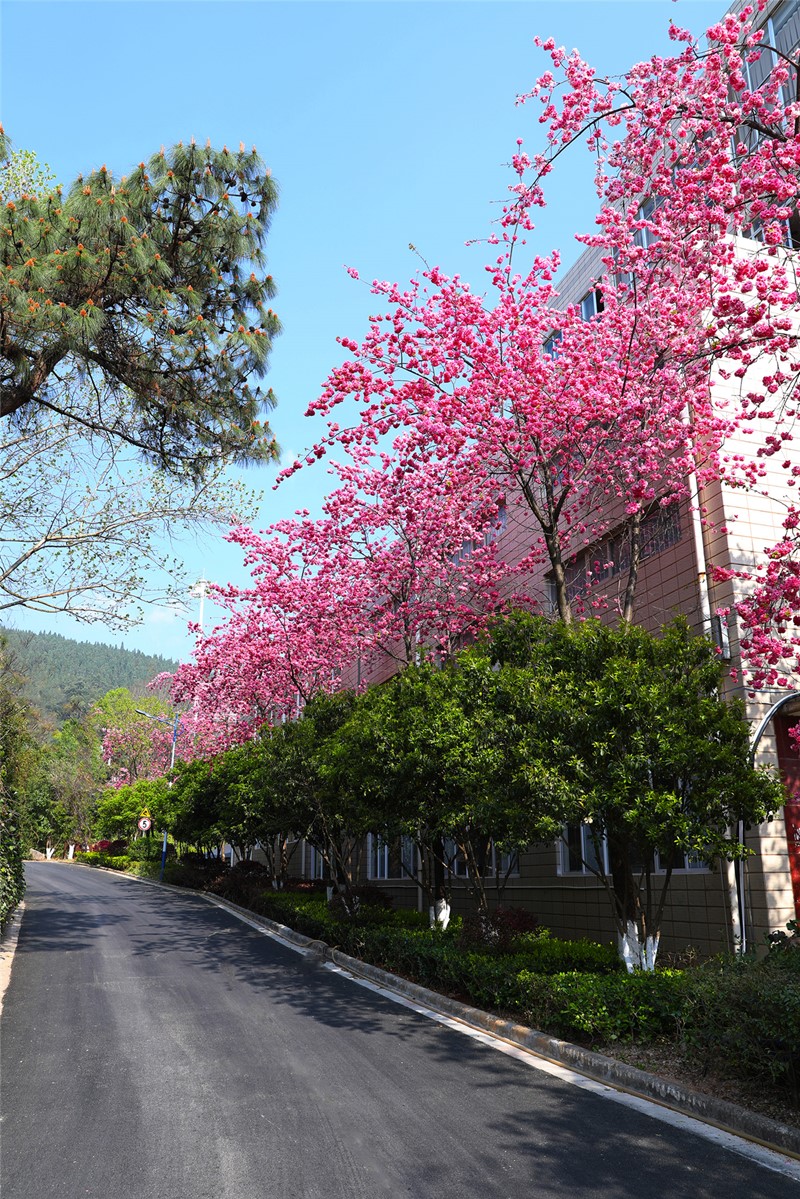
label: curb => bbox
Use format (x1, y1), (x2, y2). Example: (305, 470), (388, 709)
(0, 902), (26, 1015)
(31, 865), (800, 1159)
(197, 892), (800, 1160)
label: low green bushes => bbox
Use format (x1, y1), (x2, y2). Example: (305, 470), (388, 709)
(515, 968), (690, 1042)
(75, 851), (132, 870)
(681, 956), (800, 1100)
(0, 798), (25, 930)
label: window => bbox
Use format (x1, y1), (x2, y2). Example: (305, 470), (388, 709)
(633, 196), (663, 251)
(449, 503), (508, 566)
(441, 839), (520, 878)
(710, 611), (732, 660)
(744, 214), (797, 249)
(560, 826), (708, 876)
(762, 0), (800, 105)
(443, 837), (470, 878)
(367, 834), (417, 881)
(579, 286), (604, 321)
(547, 504), (683, 609)
(560, 823), (608, 875)
(543, 330), (563, 357)
(307, 844), (326, 880)
(496, 848), (520, 878)
(736, 2), (800, 150)
(654, 847), (709, 873)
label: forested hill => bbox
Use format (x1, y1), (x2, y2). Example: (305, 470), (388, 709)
(1, 628), (178, 726)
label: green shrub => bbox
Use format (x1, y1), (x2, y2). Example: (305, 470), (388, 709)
(126, 838), (164, 863)
(764, 919), (800, 971)
(682, 961), (800, 1100)
(163, 857), (228, 890)
(123, 860), (162, 878)
(513, 929), (621, 975)
(0, 798), (25, 929)
(77, 851), (131, 870)
(515, 969), (689, 1042)
(458, 906), (539, 954)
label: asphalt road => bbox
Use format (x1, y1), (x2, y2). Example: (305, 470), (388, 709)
(1, 863), (797, 1199)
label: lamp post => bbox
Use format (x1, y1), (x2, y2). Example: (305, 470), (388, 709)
(135, 708), (183, 880)
(135, 709), (182, 775)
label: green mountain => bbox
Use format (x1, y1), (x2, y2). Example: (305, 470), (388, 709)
(1, 628), (178, 726)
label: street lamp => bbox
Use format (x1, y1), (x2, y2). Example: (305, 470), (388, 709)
(135, 709), (182, 775)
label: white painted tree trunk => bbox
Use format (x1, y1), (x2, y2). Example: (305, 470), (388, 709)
(617, 922), (660, 972)
(429, 899), (451, 930)
(45, 847), (55, 860)
(67, 843), (75, 860)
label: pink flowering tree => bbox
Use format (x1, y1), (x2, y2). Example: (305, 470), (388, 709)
(92, 687), (193, 787)
(299, 433), (509, 667)
(516, 3), (800, 637)
(286, 3), (798, 635)
(168, 435), (510, 744)
(171, 2), (800, 777)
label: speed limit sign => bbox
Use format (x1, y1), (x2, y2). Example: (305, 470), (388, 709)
(137, 816), (152, 832)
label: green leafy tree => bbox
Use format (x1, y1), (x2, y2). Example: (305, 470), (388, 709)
(490, 614), (784, 970)
(0, 131), (277, 626)
(95, 776), (172, 841)
(170, 759), (224, 854)
(0, 127), (280, 477)
(0, 408), (260, 626)
(0, 148), (56, 198)
(15, 778), (73, 856)
(37, 717), (104, 846)
(91, 686), (178, 784)
(267, 692), (370, 904)
(328, 657), (547, 916)
(0, 637), (34, 918)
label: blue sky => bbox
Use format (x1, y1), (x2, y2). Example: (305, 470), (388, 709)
(1, 0), (722, 662)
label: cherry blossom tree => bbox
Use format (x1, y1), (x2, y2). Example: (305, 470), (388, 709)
(284, 3), (798, 633)
(167, 435), (509, 746)
(92, 687), (193, 787)
(171, 2), (800, 754)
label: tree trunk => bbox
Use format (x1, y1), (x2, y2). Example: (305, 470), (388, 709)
(428, 835), (450, 928)
(607, 834), (660, 971)
(617, 923), (660, 972)
(621, 510), (643, 624)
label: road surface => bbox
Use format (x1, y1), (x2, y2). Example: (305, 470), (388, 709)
(1, 863), (797, 1199)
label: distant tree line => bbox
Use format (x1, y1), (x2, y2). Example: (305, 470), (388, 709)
(0, 628), (176, 726)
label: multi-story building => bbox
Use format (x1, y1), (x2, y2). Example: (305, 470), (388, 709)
(276, 0), (800, 959)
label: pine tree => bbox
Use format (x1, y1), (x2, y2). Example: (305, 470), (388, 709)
(0, 128), (281, 481)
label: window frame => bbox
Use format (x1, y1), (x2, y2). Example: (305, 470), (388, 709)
(367, 833), (418, 881)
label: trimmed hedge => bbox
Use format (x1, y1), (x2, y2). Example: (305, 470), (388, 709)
(681, 959), (800, 1096)
(0, 799), (25, 929)
(75, 851), (132, 870)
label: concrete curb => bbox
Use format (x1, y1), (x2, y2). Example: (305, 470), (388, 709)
(29, 866), (800, 1159)
(0, 902), (25, 1015)
(197, 892), (800, 1160)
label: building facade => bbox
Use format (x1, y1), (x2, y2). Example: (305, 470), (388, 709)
(257, 0), (800, 959)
